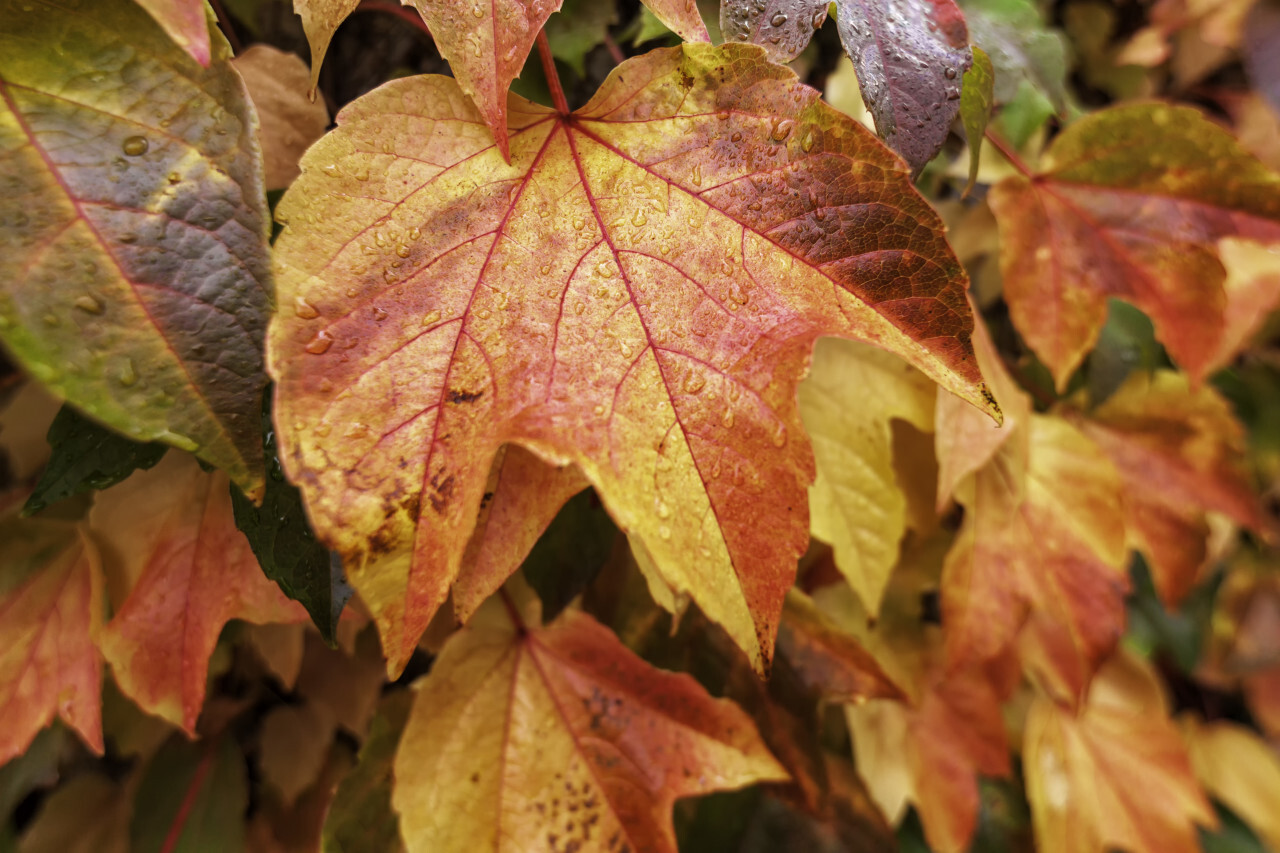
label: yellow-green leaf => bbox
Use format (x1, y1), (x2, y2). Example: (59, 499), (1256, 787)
(0, 0), (273, 498)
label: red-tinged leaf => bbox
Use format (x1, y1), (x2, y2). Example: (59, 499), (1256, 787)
(847, 664), (1010, 852)
(777, 589), (904, 703)
(1074, 370), (1264, 606)
(91, 454), (306, 733)
(720, 0), (830, 63)
(0, 518), (104, 764)
(269, 43), (995, 674)
(452, 445), (590, 621)
(641, 0), (711, 42)
(834, 0), (973, 172)
(293, 0), (363, 93)
(402, 0), (564, 160)
(815, 546), (1012, 853)
(944, 412), (1129, 700)
(1023, 652), (1216, 853)
(131, 736), (248, 853)
(1215, 237), (1280, 369)
(0, 0), (273, 498)
(988, 102), (1280, 388)
(392, 590), (789, 853)
(934, 301), (1028, 509)
(133, 0), (211, 66)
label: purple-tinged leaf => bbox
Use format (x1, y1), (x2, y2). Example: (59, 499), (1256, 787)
(835, 0), (972, 172)
(721, 0), (830, 63)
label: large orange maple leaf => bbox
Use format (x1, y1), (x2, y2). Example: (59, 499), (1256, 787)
(392, 587), (788, 853)
(269, 44), (994, 675)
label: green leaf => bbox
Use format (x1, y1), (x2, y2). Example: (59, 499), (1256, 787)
(523, 488), (619, 622)
(22, 404), (167, 516)
(959, 0), (1069, 110)
(0, 724), (77, 819)
(322, 691), (412, 853)
(0, 0), (273, 500)
(231, 389), (350, 644)
(961, 45), (995, 197)
(130, 736), (247, 853)
(547, 0), (618, 77)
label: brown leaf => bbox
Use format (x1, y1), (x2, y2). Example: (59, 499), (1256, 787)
(232, 45), (330, 191)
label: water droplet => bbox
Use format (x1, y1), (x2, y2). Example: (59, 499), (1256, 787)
(396, 244), (410, 258)
(770, 119), (794, 142)
(572, 217), (586, 230)
(294, 296), (319, 319)
(315, 423), (331, 437)
(770, 12), (787, 26)
(683, 372), (705, 394)
(801, 129), (816, 152)
(631, 210), (647, 227)
(812, 8), (825, 28)
(41, 312), (59, 327)
(305, 330), (334, 354)
(322, 163), (339, 177)
(944, 66), (957, 79)
(422, 309), (442, 326)
(118, 359), (138, 387)
(596, 261), (615, 279)
(656, 500), (670, 519)
(471, 3), (483, 16)
(619, 340), (634, 358)
(167, 172), (181, 184)
(74, 295), (103, 314)
(409, 226), (422, 241)
(658, 525), (671, 540)
(722, 408), (735, 428)
(121, 136), (148, 156)
(540, 264), (552, 275)
(770, 422), (786, 447)
(373, 306), (389, 321)
(574, 301), (585, 315)
(594, 403), (607, 416)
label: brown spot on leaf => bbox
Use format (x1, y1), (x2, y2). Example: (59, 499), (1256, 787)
(446, 388), (484, 404)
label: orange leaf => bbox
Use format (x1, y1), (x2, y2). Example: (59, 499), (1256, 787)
(269, 43), (994, 674)
(1023, 652), (1216, 853)
(232, 45), (330, 191)
(391, 590), (788, 852)
(776, 588), (904, 703)
(1183, 716), (1280, 852)
(0, 518), (104, 764)
(989, 103), (1280, 388)
(640, 0), (711, 42)
(401, 0), (565, 160)
(91, 454), (306, 733)
(846, 664), (1010, 852)
(452, 445), (590, 621)
(1075, 369), (1264, 605)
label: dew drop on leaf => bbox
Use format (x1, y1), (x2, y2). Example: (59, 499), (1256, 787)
(305, 330), (334, 354)
(121, 135), (148, 156)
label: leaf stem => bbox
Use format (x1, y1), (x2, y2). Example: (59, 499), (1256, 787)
(602, 31), (625, 66)
(983, 129), (1034, 178)
(537, 30), (570, 116)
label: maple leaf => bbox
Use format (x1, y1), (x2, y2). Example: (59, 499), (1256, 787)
(0, 516), (104, 765)
(989, 102), (1280, 389)
(1023, 651), (1216, 853)
(293, 0), (362, 93)
(814, 560), (1012, 853)
(1073, 369), (1264, 606)
(269, 43), (994, 674)
(775, 588), (904, 703)
(391, 588), (788, 853)
(798, 338), (936, 614)
(720, 0), (831, 63)
(834, 0), (973, 172)
(636, 0), (711, 43)
(132, 0), (211, 66)
(936, 318), (1128, 700)
(0, 0), (273, 498)
(91, 454), (306, 733)
(1182, 716), (1280, 852)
